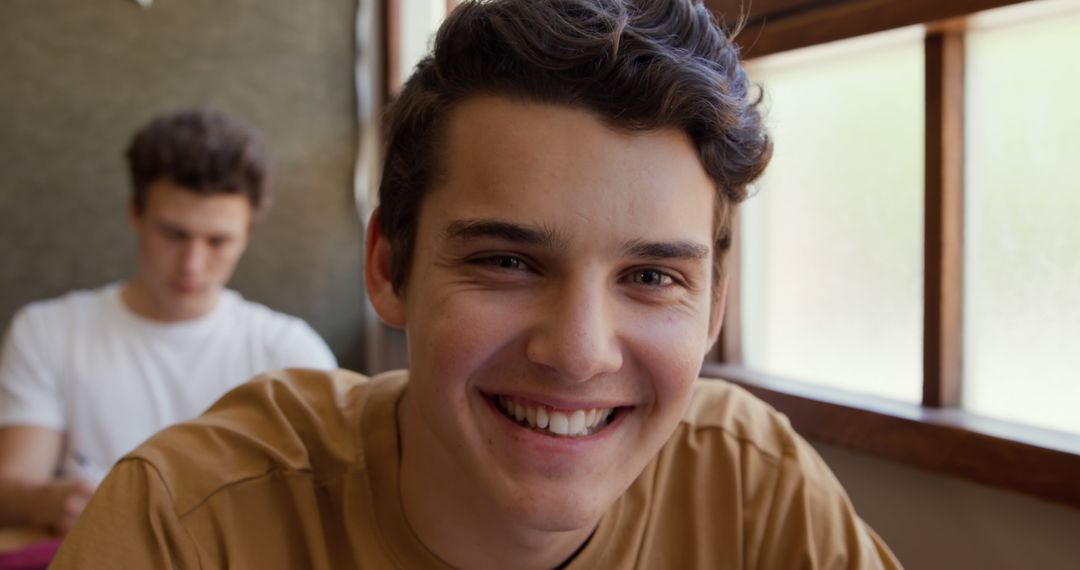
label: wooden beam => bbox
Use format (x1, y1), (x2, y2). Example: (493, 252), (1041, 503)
(724, 0), (1035, 59)
(923, 29), (965, 408)
(705, 0), (833, 24)
(383, 0), (401, 102)
(716, 212), (744, 364)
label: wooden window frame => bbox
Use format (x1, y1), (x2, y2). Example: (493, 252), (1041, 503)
(381, 0), (462, 102)
(704, 0), (1080, 509)
(382, 0), (401, 102)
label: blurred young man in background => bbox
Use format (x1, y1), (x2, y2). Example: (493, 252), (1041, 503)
(0, 109), (336, 534)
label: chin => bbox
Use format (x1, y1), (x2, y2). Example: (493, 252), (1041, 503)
(499, 483), (614, 533)
(163, 295), (213, 320)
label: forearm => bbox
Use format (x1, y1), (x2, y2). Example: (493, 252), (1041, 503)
(0, 425), (73, 529)
(0, 474), (95, 534)
(0, 476), (52, 527)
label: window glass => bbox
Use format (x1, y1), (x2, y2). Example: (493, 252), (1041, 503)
(964, 3), (1080, 434)
(397, 0), (448, 85)
(741, 31), (925, 402)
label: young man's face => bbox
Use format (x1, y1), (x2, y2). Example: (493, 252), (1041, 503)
(370, 96), (721, 537)
(128, 179), (252, 321)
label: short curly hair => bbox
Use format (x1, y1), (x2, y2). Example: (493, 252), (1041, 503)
(126, 108), (268, 214)
(378, 0), (772, 295)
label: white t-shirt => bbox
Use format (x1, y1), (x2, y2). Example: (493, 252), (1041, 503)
(0, 283), (337, 482)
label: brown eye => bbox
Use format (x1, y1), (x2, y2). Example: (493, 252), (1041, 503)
(632, 269), (673, 287)
(477, 255), (528, 271)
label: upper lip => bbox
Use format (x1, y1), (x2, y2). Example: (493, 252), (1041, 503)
(481, 389), (629, 411)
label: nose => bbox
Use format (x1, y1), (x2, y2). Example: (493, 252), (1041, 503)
(526, 278), (624, 383)
(179, 240), (208, 275)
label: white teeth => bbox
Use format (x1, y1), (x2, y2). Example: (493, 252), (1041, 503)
(549, 412), (570, 435)
(496, 396), (615, 438)
(568, 410), (585, 435)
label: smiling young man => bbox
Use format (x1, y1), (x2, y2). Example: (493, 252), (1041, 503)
(52, 2), (900, 568)
(0, 109), (336, 535)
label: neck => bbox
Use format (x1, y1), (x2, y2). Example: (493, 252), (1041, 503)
(121, 278), (217, 322)
(397, 396), (596, 570)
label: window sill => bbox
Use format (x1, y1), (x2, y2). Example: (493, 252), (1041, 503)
(700, 362), (1080, 510)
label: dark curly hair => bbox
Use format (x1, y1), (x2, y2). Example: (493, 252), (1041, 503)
(126, 108), (268, 214)
(378, 0), (772, 295)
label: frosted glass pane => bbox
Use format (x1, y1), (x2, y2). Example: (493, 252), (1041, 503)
(964, 7), (1080, 434)
(398, 0), (447, 82)
(741, 34), (924, 403)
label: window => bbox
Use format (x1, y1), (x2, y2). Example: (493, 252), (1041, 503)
(704, 0), (1080, 510)
(742, 30), (925, 403)
(396, 0), (448, 87)
(963, 2), (1080, 434)
(384, 0), (460, 99)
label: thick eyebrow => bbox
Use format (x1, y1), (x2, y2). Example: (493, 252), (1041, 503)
(155, 220), (237, 241)
(442, 219), (565, 249)
(442, 219), (709, 260)
(621, 239), (710, 261)
(155, 221), (191, 238)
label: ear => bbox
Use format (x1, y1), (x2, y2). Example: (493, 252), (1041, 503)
(364, 209), (406, 328)
(705, 277), (728, 353)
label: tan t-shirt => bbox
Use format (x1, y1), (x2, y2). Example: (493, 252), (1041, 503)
(51, 369), (901, 569)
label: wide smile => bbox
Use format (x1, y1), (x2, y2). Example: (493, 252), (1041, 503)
(487, 393), (627, 438)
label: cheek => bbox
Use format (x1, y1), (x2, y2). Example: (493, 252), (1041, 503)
(210, 246), (244, 273)
(408, 291), (531, 390)
(627, 311), (709, 405)
(415, 303), (512, 376)
(142, 241), (178, 272)
(405, 305), (519, 438)
(140, 235), (168, 257)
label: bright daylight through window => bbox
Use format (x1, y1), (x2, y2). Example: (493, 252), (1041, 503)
(964, 1), (1080, 435)
(740, 31), (925, 404)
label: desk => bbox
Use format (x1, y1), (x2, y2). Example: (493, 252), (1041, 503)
(0, 527), (50, 553)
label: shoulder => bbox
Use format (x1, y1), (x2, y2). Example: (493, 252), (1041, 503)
(678, 378), (799, 462)
(220, 291), (336, 366)
(660, 379), (901, 568)
(125, 369), (406, 516)
(665, 378), (844, 500)
(13, 285), (114, 325)
(4, 285), (115, 346)
(221, 290), (304, 329)
(220, 292), (326, 343)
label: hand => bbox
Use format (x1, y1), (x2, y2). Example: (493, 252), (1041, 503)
(35, 477), (96, 535)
